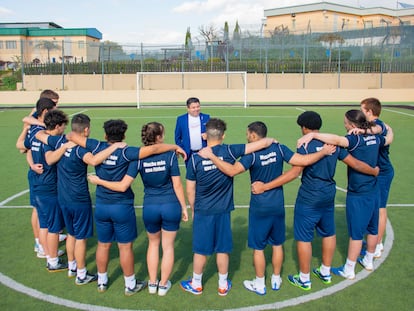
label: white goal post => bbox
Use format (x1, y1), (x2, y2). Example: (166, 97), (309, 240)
(136, 71), (247, 108)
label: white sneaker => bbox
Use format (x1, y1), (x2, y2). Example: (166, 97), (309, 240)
(37, 249), (65, 259)
(148, 280), (158, 294)
(243, 279), (266, 295)
(158, 280), (171, 296)
(358, 257), (374, 271)
(59, 234), (67, 242)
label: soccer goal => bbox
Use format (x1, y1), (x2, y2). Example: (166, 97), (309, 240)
(136, 71), (247, 108)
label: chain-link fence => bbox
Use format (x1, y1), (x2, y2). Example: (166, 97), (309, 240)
(2, 24), (413, 75)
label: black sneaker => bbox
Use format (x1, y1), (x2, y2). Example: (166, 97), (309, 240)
(125, 280), (147, 296)
(47, 260), (68, 273)
(76, 272), (98, 285)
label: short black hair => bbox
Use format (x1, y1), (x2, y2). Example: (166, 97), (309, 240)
(103, 119), (128, 143)
(44, 109), (68, 130)
(297, 111), (322, 130)
(71, 113), (90, 133)
(247, 121), (267, 138)
(186, 97), (200, 107)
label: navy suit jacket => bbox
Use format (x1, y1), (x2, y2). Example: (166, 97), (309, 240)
(175, 112), (210, 159)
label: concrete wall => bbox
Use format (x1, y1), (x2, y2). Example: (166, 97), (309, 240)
(1, 72), (412, 106)
(20, 73), (414, 91)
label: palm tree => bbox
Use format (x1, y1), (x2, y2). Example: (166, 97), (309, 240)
(36, 40), (60, 64)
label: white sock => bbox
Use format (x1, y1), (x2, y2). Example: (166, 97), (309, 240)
(365, 251), (374, 263)
(77, 267), (86, 279)
(35, 238), (40, 245)
(47, 257), (58, 267)
(271, 274), (282, 287)
(192, 272), (203, 288)
(68, 260), (77, 271)
(299, 271), (310, 283)
(255, 276), (265, 289)
(124, 274), (136, 289)
(320, 264), (331, 276)
(98, 272), (108, 285)
(376, 243), (384, 252)
(344, 258), (356, 275)
(218, 272), (228, 288)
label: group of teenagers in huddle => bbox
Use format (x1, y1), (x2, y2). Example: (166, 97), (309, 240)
(16, 94), (393, 298)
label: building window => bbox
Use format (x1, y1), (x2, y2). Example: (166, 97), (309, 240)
(6, 40), (17, 49)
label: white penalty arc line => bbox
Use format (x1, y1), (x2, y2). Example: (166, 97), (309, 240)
(0, 189), (29, 206)
(0, 214), (394, 311)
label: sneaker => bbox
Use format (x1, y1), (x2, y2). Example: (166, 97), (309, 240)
(358, 257), (374, 271)
(97, 283), (108, 293)
(37, 249), (65, 259)
(218, 280), (232, 296)
(271, 278), (282, 291)
(47, 260), (68, 273)
(312, 268), (332, 284)
(180, 279), (203, 295)
(287, 274), (311, 291)
(243, 279), (266, 295)
(76, 272), (98, 285)
(158, 280), (171, 296)
(68, 269), (77, 278)
(34, 243), (40, 253)
(59, 234), (67, 242)
(125, 280), (147, 296)
(331, 266), (355, 280)
(148, 280), (158, 294)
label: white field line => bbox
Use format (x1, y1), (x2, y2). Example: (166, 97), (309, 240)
(383, 108), (414, 117)
(92, 115), (298, 119)
(0, 207), (395, 311)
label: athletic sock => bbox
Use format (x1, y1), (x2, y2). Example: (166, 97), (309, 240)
(35, 238), (40, 245)
(299, 271), (310, 283)
(320, 264), (331, 276)
(218, 272), (228, 288)
(255, 276), (265, 290)
(271, 274), (282, 288)
(48, 257), (58, 267)
(192, 272), (203, 288)
(344, 258), (356, 275)
(77, 267), (86, 280)
(68, 260), (77, 271)
(98, 272), (108, 285)
(124, 274), (136, 289)
(365, 251), (374, 264)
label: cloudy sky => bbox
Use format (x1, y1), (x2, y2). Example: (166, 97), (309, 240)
(0, 0), (412, 45)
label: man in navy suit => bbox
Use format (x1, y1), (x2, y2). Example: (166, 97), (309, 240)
(175, 97), (210, 163)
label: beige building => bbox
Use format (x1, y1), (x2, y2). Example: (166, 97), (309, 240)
(263, 2), (414, 35)
(0, 22), (102, 66)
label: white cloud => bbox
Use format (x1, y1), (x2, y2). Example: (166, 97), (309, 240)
(173, 0), (227, 14)
(0, 7), (13, 15)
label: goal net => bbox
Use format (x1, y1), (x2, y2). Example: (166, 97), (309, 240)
(136, 71), (247, 108)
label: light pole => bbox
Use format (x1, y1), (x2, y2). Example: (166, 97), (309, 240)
(260, 17), (267, 71)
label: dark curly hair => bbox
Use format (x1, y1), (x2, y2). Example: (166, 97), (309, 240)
(141, 122), (164, 146)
